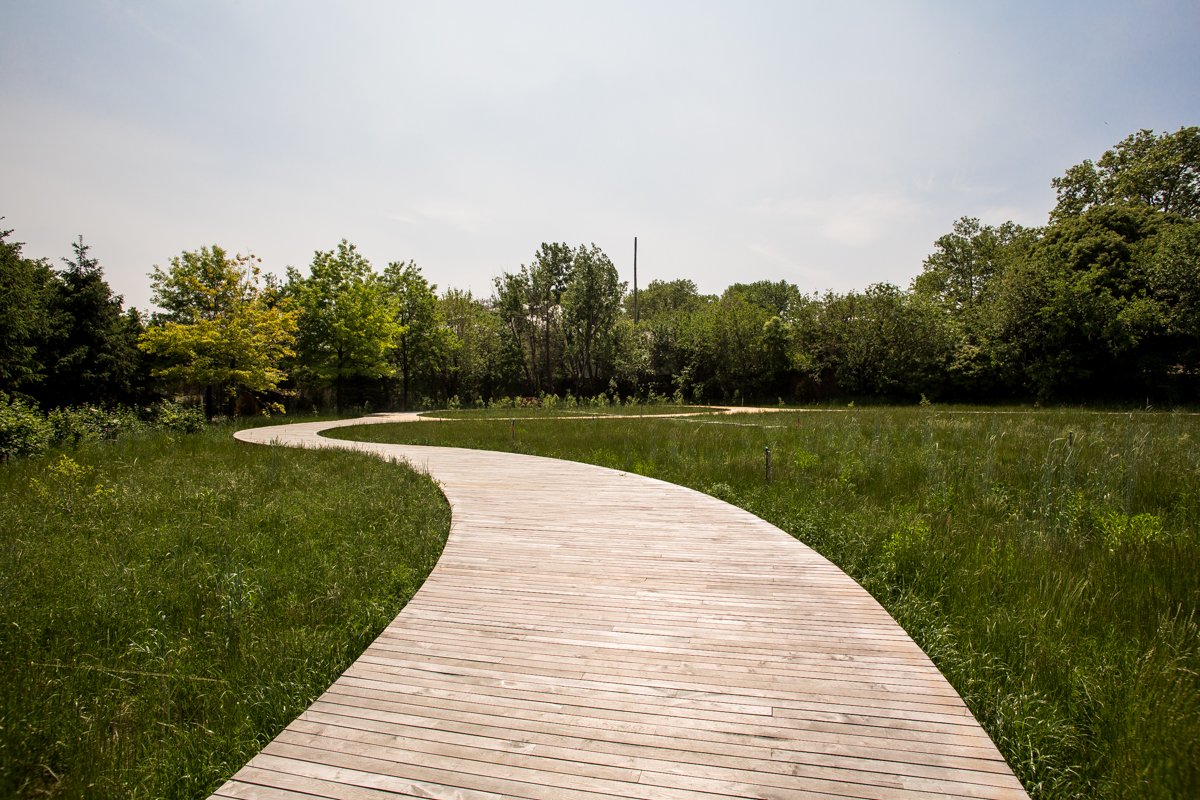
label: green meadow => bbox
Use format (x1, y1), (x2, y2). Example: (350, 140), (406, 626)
(333, 406), (1200, 800)
(0, 423), (449, 799)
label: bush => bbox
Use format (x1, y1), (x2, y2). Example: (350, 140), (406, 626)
(152, 400), (206, 434)
(47, 405), (145, 446)
(1, 399), (212, 463)
(0, 394), (52, 460)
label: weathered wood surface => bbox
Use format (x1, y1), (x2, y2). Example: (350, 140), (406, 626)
(214, 414), (1028, 800)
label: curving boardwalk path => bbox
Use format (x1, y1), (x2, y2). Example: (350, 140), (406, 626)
(214, 415), (1028, 800)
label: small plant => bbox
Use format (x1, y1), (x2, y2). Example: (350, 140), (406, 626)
(28, 454), (113, 513)
(1098, 510), (1166, 550)
(881, 516), (932, 578)
(794, 449), (819, 470)
(705, 481), (737, 502)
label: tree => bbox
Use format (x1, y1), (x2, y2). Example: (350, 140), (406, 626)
(492, 268), (540, 394)
(912, 218), (1035, 311)
(492, 243), (574, 395)
(628, 279), (710, 395)
(530, 243), (573, 392)
(561, 244), (625, 393)
(624, 278), (705, 320)
(287, 240), (402, 412)
(436, 289), (520, 402)
(684, 290), (777, 402)
(991, 204), (1167, 400)
(38, 237), (143, 407)
(0, 227), (56, 396)
(801, 285), (953, 399)
(726, 279), (804, 317)
(139, 246), (297, 417)
(1051, 127), (1200, 220)
(382, 260), (444, 408)
(911, 217), (1039, 397)
(1147, 221), (1200, 398)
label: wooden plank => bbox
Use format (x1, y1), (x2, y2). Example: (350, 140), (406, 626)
(212, 415), (1029, 800)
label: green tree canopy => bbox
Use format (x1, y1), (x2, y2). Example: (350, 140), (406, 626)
(287, 240), (403, 411)
(1052, 126), (1200, 220)
(911, 217), (1036, 311)
(492, 242), (576, 395)
(561, 244), (626, 393)
(38, 237), (143, 408)
(628, 279), (707, 320)
(0, 227), (56, 395)
(802, 284), (953, 399)
(436, 289), (520, 402)
(382, 260), (445, 408)
(140, 246), (297, 417)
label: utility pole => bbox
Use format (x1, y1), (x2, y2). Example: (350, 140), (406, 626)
(633, 236), (639, 324)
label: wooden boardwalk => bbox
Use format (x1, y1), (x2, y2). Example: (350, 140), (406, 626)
(215, 414), (1028, 800)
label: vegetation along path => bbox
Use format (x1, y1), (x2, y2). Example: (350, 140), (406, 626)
(214, 413), (1028, 800)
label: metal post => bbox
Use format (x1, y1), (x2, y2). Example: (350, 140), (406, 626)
(765, 446), (772, 483)
(510, 419), (515, 445)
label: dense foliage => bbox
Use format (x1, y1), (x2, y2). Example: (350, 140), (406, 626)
(1, 230), (144, 408)
(2, 127), (1198, 418)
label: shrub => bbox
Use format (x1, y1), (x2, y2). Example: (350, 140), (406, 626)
(0, 394), (52, 460)
(47, 405), (144, 446)
(152, 400), (206, 434)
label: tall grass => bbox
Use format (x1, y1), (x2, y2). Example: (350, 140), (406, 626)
(0, 423), (449, 799)
(334, 407), (1200, 800)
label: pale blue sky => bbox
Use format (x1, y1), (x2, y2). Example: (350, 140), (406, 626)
(2, 0), (1197, 311)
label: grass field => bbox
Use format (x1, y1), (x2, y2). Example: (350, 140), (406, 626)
(0, 423), (450, 799)
(332, 407), (1200, 800)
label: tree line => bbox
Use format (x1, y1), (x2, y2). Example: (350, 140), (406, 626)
(3, 126), (1198, 418)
